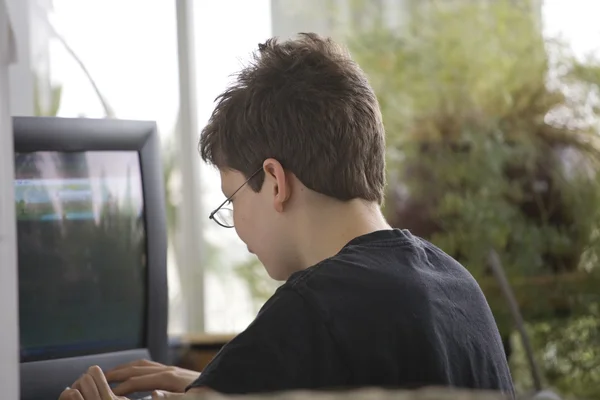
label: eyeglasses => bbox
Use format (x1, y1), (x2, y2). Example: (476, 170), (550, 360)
(209, 167), (263, 228)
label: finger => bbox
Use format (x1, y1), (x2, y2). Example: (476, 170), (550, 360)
(72, 375), (84, 392)
(59, 389), (84, 400)
(112, 372), (175, 396)
(107, 359), (162, 373)
(152, 391), (167, 399)
(79, 373), (102, 400)
(105, 366), (166, 382)
(152, 391), (185, 399)
(87, 365), (113, 400)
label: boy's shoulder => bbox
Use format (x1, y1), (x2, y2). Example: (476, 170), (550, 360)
(282, 228), (470, 299)
(273, 228), (491, 335)
(191, 229), (513, 395)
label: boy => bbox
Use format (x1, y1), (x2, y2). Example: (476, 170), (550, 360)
(60, 33), (514, 400)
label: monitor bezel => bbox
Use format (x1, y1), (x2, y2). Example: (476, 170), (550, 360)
(13, 116), (168, 400)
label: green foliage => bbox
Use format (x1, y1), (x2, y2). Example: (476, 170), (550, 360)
(33, 73), (63, 117)
(510, 304), (600, 399)
(233, 256), (280, 313)
(161, 132), (179, 238)
(345, 0), (600, 397)
(348, 0), (600, 284)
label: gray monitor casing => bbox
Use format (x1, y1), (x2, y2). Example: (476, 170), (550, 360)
(13, 116), (168, 400)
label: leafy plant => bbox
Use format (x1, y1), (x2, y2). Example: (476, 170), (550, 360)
(344, 0), (600, 397)
(33, 72), (63, 117)
(347, 0), (600, 301)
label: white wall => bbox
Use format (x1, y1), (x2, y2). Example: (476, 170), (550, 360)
(0, 0), (20, 398)
(5, 0), (32, 116)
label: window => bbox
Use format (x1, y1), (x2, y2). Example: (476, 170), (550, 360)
(194, 0), (276, 333)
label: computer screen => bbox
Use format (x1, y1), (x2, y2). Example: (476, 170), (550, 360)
(15, 151), (147, 362)
(14, 117), (167, 400)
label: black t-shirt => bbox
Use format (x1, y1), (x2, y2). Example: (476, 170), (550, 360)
(188, 229), (515, 397)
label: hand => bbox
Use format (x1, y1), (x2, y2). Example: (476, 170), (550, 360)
(105, 359), (200, 396)
(149, 391), (187, 399)
(59, 365), (126, 400)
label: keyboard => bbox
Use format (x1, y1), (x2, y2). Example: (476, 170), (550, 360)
(63, 387), (152, 400)
(107, 382), (153, 399)
(129, 394), (152, 400)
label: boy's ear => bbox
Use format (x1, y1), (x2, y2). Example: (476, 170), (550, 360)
(263, 158), (291, 212)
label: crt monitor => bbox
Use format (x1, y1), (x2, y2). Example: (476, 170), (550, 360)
(13, 117), (168, 400)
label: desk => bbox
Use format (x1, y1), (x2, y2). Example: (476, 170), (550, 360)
(172, 333), (236, 372)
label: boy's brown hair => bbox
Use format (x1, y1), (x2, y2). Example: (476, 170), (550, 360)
(199, 33), (386, 204)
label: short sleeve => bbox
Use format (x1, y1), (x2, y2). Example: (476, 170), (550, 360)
(186, 288), (348, 394)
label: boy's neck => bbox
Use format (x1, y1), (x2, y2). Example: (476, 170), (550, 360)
(295, 198), (391, 270)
